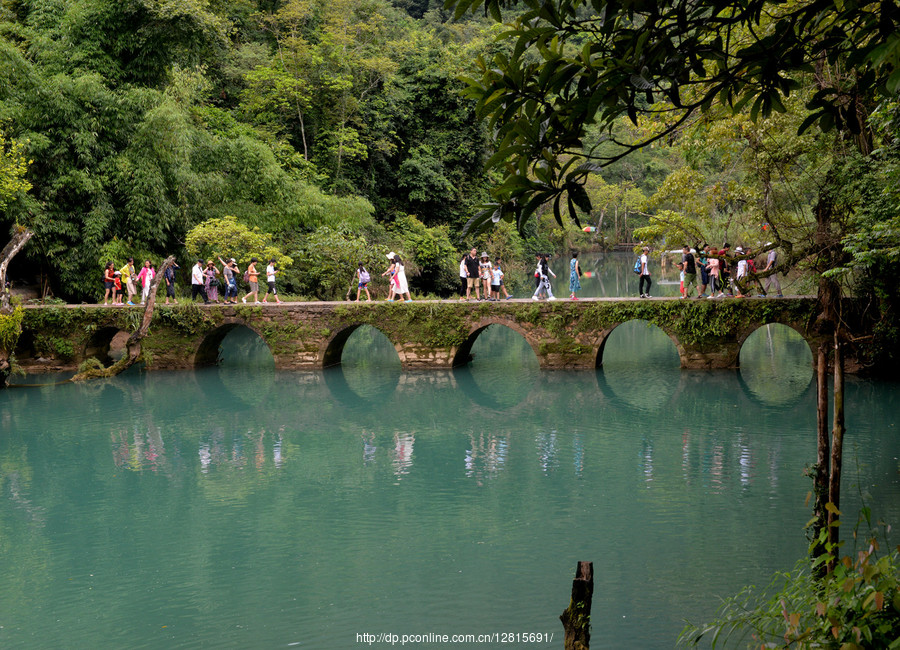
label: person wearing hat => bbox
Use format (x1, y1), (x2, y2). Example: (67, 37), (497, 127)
(204, 260), (220, 303)
(218, 256), (239, 304)
(638, 246), (651, 298)
(382, 252), (412, 302)
(479, 252), (493, 300)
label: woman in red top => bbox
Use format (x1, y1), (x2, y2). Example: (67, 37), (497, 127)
(102, 261), (116, 305)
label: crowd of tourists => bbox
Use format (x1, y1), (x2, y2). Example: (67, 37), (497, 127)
(100, 244), (782, 305)
(99, 251), (415, 306)
(100, 256), (283, 306)
(636, 243), (784, 299)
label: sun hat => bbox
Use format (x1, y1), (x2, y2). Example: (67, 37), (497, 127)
(386, 251), (397, 259)
(480, 251), (488, 258)
(735, 246), (743, 253)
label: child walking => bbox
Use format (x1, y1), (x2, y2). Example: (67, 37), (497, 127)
(491, 259), (504, 300)
(356, 263), (372, 301)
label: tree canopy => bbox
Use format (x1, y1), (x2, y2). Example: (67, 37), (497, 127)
(449, 0), (900, 233)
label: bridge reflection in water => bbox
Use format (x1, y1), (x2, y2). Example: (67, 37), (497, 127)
(190, 321), (817, 414)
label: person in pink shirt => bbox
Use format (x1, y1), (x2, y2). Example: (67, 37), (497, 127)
(136, 260), (156, 304)
(706, 254), (723, 298)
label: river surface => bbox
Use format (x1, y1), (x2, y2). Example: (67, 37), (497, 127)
(1, 319), (898, 649)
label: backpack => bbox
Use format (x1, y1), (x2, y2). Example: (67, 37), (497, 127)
(242, 269), (250, 284)
(633, 258), (642, 274)
(359, 269), (370, 284)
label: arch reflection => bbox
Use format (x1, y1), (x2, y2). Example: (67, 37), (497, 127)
(596, 320), (681, 413)
(738, 323), (814, 407)
(453, 324), (539, 410)
(207, 326), (276, 406)
(322, 325), (401, 407)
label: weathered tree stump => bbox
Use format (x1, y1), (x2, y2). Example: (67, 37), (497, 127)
(560, 561), (593, 650)
(0, 226), (33, 314)
(0, 226), (33, 386)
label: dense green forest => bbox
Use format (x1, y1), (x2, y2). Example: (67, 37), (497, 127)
(1, 0), (898, 314)
(0, 0), (514, 300)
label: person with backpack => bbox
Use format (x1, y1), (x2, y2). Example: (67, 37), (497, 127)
(638, 246), (652, 298)
(356, 262), (372, 301)
(241, 257), (259, 304)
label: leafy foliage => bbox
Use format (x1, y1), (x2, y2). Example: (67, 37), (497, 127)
(679, 508), (900, 649)
(0, 130), (30, 211)
(185, 215), (293, 270)
(448, 0), (900, 231)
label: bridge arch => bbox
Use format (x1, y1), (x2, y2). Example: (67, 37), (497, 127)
(193, 320), (273, 367)
(736, 320), (815, 368)
(451, 320), (540, 368)
(320, 323), (402, 368)
(595, 319), (684, 368)
(84, 326), (130, 367)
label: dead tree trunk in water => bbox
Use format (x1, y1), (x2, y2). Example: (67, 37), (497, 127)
(812, 344), (830, 575)
(827, 334), (845, 572)
(560, 561), (593, 650)
(0, 227), (33, 313)
(71, 256), (175, 382)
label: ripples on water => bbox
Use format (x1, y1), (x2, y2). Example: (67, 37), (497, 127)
(1, 324), (898, 649)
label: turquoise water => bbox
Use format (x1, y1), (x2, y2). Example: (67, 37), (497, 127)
(1, 323), (898, 648)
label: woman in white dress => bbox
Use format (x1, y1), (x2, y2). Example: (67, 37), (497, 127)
(392, 255), (412, 302)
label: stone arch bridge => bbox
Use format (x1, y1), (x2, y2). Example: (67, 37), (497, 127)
(12, 297), (856, 374)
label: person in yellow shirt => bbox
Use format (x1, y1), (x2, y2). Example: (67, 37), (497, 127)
(119, 257), (137, 305)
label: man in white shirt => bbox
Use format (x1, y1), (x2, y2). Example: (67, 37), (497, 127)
(191, 259), (209, 304)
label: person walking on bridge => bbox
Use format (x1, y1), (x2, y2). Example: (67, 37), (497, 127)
(569, 252), (582, 300)
(463, 248), (480, 301)
(241, 258), (260, 304)
(762, 244), (784, 298)
(120, 257), (137, 305)
(137, 260), (155, 305)
(191, 259), (209, 304)
(638, 246), (652, 298)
